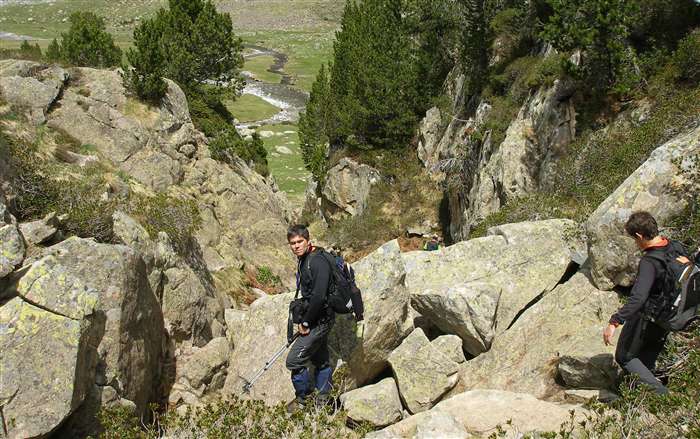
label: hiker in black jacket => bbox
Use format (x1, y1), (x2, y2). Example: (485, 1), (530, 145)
(285, 224), (335, 412)
(603, 211), (690, 394)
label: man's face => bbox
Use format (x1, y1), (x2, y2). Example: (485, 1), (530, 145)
(288, 234), (310, 257)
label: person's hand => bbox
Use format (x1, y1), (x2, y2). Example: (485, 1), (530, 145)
(677, 256), (691, 265)
(298, 324), (310, 336)
(603, 324), (616, 346)
(355, 320), (365, 339)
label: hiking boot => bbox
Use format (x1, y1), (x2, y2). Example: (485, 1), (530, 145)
(286, 396), (306, 414)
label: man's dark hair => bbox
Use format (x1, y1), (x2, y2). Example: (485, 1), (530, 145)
(624, 211), (659, 240)
(287, 224), (310, 241)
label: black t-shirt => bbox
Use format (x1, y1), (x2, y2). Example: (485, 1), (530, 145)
(297, 249), (332, 325)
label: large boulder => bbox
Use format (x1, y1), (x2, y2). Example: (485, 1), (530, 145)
(169, 337), (230, 409)
(0, 60), (68, 125)
(455, 273), (620, 398)
(340, 377), (403, 428)
(14, 237), (165, 435)
(321, 158), (381, 222)
(224, 240), (411, 405)
(0, 223), (24, 279)
(586, 124), (700, 290)
(222, 292), (294, 404)
(0, 295), (99, 439)
(367, 390), (583, 439)
(329, 239), (413, 388)
(388, 328), (459, 414)
(403, 219), (578, 355)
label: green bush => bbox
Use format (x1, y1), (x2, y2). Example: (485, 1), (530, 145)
(58, 12), (122, 67)
(669, 30), (700, 85)
(96, 394), (371, 439)
(0, 40), (43, 62)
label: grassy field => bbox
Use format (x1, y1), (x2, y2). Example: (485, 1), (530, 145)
(242, 55), (283, 83)
(256, 123), (309, 201)
(241, 30), (335, 91)
(225, 94), (280, 123)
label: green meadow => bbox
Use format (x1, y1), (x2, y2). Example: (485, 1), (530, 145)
(256, 124), (309, 201)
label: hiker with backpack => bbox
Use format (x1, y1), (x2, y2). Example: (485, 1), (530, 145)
(603, 211), (698, 394)
(284, 224), (364, 413)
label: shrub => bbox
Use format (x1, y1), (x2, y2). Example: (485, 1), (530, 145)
(0, 40), (43, 62)
(669, 30), (700, 85)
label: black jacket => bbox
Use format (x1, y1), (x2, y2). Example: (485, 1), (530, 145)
(297, 248), (333, 326)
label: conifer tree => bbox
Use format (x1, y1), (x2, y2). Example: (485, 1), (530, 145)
(45, 38), (61, 63)
(60, 12), (122, 67)
(299, 64), (332, 183)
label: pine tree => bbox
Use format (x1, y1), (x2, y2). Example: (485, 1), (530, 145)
(299, 64), (331, 183)
(125, 0), (243, 101)
(60, 12), (122, 67)
(45, 38), (61, 63)
(124, 14), (168, 102)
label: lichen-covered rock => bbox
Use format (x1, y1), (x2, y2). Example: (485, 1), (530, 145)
(431, 335), (466, 364)
(0, 223), (24, 279)
(0, 60), (68, 125)
(0, 294), (99, 439)
(404, 220), (576, 355)
(455, 273), (619, 398)
(321, 158), (381, 221)
(340, 377), (403, 428)
(20, 237), (165, 427)
(586, 124), (700, 290)
(388, 328), (459, 414)
(367, 390), (583, 439)
(224, 240), (411, 405)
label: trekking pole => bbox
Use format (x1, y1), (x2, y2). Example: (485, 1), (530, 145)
(242, 332), (300, 394)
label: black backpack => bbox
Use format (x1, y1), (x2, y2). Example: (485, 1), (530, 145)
(644, 240), (700, 331)
(311, 249), (364, 321)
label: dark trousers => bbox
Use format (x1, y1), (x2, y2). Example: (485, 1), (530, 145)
(285, 320), (334, 399)
(615, 317), (669, 394)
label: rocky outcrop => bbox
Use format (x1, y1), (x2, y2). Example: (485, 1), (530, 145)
(388, 328), (459, 414)
(367, 390), (583, 439)
(340, 377), (403, 428)
(403, 219), (578, 355)
(455, 273), (619, 398)
(416, 59), (576, 241)
(586, 124), (700, 290)
(321, 158), (381, 222)
(224, 240), (411, 405)
(0, 60), (68, 125)
(113, 211), (222, 347)
(0, 60), (295, 300)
